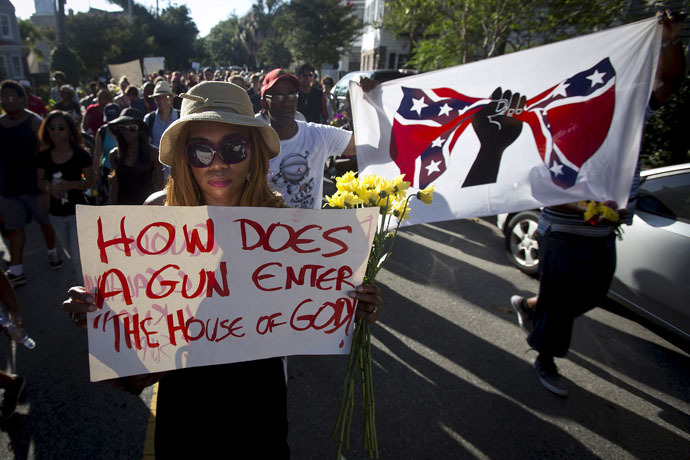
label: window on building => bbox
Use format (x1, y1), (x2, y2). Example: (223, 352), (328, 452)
(11, 56), (21, 78)
(398, 54), (408, 69)
(0, 15), (10, 38)
(0, 56), (7, 79)
(388, 53), (397, 69)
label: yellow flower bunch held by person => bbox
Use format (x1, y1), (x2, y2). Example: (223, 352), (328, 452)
(326, 171), (433, 459)
(579, 200), (624, 239)
(580, 200), (620, 224)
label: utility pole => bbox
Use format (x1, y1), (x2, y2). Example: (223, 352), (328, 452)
(55, 0), (67, 46)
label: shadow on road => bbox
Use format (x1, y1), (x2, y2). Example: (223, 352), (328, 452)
(288, 218), (690, 459)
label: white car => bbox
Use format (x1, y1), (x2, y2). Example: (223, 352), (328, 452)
(497, 163), (690, 340)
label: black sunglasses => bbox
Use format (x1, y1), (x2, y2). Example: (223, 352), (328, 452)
(185, 135), (251, 168)
(118, 124), (139, 133)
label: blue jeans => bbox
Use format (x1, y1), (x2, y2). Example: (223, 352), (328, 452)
(528, 230), (616, 358)
(50, 214), (82, 281)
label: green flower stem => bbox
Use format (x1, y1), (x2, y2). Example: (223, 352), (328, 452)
(377, 196), (413, 271)
(332, 315), (365, 457)
(333, 191), (419, 459)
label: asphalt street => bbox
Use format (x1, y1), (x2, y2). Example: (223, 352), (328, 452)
(0, 216), (688, 459)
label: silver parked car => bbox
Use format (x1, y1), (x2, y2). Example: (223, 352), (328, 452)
(497, 163), (690, 340)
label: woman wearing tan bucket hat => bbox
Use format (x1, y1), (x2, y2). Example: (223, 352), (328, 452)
(62, 81), (382, 458)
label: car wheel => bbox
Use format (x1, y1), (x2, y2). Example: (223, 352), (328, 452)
(504, 211), (540, 275)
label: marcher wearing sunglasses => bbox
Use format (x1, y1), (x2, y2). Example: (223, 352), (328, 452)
(62, 81), (383, 459)
(118, 124), (139, 133)
(185, 134), (250, 168)
(107, 107), (163, 204)
(264, 92), (298, 104)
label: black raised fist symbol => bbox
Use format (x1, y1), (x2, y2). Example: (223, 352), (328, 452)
(462, 87), (527, 187)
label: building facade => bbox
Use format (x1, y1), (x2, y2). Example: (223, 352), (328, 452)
(27, 0), (56, 77)
(0, 0), (25, 81)
(360, 0), (410, 71)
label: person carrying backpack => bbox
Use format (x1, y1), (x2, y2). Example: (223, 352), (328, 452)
(143, 81), (179, 182)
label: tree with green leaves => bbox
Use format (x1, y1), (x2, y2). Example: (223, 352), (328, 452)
(64, 12), (153, 77)
(236, 0), (285, 68)
(258, 37), (293, 69)
(19, 19), (51, 61)
(50, 45), (81, 85)
(382, 0), (627, 70)
(151, 5), (201, 69)
(204, 16), (248, 67)
(275, 0), (361, 71)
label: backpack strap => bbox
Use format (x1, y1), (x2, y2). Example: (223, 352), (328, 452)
(146, 111), (156, 134)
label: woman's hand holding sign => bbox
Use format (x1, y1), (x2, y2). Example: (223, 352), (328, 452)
(62, 286), (96, 329)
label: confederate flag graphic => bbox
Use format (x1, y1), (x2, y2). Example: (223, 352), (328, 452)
(390, 58), (616, 190)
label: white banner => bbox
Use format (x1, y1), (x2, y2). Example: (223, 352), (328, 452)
(108, 59), (143, 87)
(77, 205), (377, 382)
(352, 18), (661, 225)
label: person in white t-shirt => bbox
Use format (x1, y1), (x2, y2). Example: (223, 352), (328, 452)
(259, 68), (377, 209)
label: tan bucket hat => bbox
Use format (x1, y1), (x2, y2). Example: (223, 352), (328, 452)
(151, 80), (173, 96)
(159, 81), (280, 166)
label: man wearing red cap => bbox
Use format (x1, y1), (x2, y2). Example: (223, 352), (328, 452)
(259, 68), (376, 209)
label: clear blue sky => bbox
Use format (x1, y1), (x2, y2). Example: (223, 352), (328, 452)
(12, 0), (254, 37)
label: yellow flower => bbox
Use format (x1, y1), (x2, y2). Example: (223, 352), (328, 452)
(377, 191), (393, 211)
(359, 174), (378, 191)
(336, 179), (358, 194)
(583, 201), (598, 221)
(416, 185), (434, 205)
(583, 200), (619, 223)
(325, 192), (346, 208)
(337, 170), (357, 184)
(376, 177), (396, 196)
(600, 204), (619, 222)
(348, 181), (372, 204)
(389, 174), (410, 200)
(392, 199), (411, 220)
(342, 191), (364, 207)
(336, 171), (358, 192)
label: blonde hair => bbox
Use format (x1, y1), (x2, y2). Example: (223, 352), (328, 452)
(166, 125), (283, 208)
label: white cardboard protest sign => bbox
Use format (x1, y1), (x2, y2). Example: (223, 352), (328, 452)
(108, 59), (143, 87)
(77, 206), (377, 382)
(143, 57), (166, 78)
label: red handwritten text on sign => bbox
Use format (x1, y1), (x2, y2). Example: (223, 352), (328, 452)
(78, 206), (376, 381)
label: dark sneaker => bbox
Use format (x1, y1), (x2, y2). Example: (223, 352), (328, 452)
(534, 356), (567, 397)
(48, 252), (63, 270)
(510, 295), (533, 334)
(1, 375), (25, 419)
(6, 271), (26, 287)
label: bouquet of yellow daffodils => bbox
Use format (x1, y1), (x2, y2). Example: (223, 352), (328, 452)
(326, 171), (434, 458)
